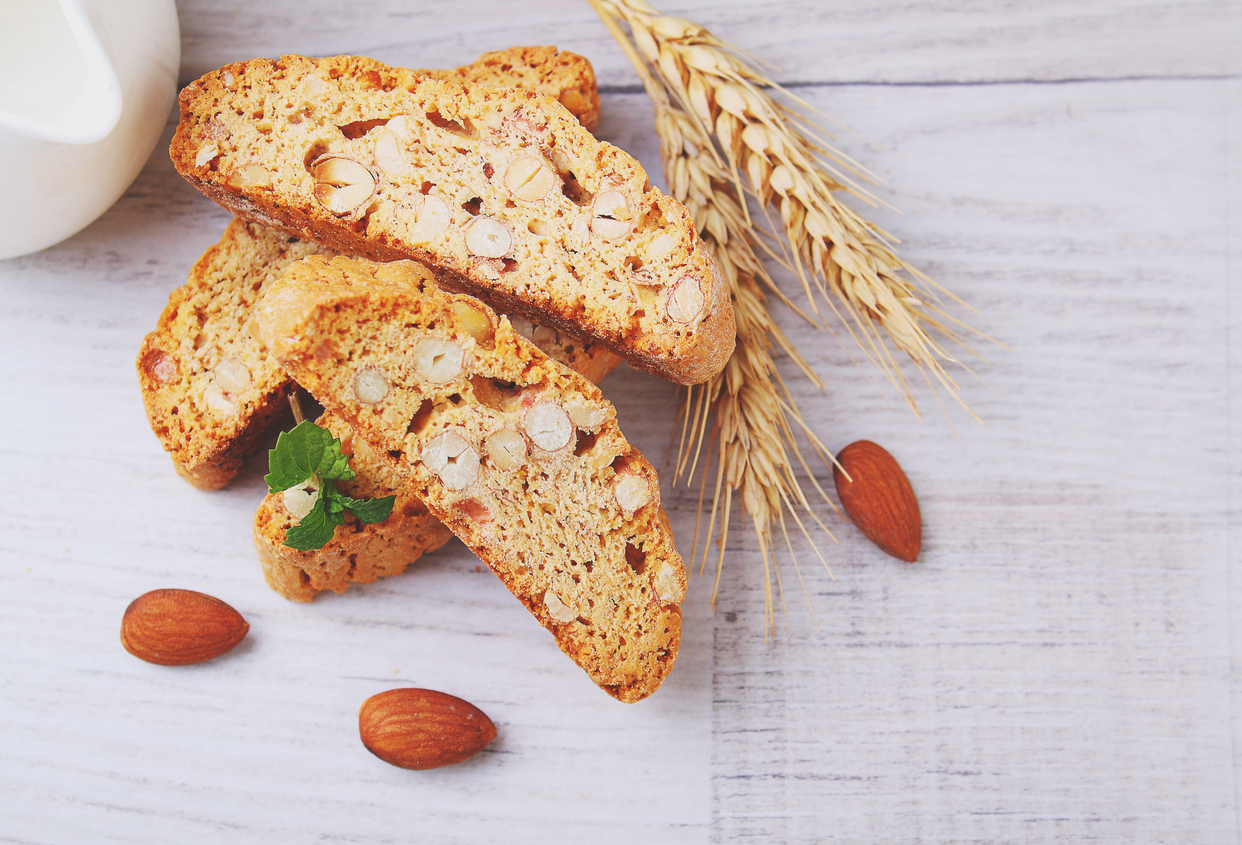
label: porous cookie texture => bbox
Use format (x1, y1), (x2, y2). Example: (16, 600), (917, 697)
(137, 219), (328, 489)
(254, 411), (454, 602)
(172, 53), (735, 385)
(139, 219), (620, 490)
(255, 255), (687, 702)
(419, 46), (600, 132)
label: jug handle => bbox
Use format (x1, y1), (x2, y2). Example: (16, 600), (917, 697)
(0, 0), (123, 145)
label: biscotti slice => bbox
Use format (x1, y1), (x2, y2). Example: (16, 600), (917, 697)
(139, 219), (621, 490)
(255, 410), (454, 602)
(171, 53), (735, 385)
(255, 255), (687, 702)
(138, 219), (331, 489)
(255, 317), (615, 601)
(419, 46), (600, 132)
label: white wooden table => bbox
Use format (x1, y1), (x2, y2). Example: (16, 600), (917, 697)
(1, 1), (1238, 841)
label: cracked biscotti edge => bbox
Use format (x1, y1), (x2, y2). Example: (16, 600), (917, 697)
(420, 46), (601, 133)
(170, 53), (735, 386)
(254, 255), (686, 702)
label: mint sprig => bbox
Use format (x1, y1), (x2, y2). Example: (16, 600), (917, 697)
(266, 420), (395, 551)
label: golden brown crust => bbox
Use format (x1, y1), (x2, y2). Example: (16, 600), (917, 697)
(420, 46), (601, 132)
(254, 411), (454, 602)
(255, 255), (686, 702)
(171, 54), (735, 385)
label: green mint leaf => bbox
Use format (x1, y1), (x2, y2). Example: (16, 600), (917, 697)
(265, 420), (355, 493)
(339, 494), (396, 525)
(282, 499), (336, 550)
(269, 421), (395, 551)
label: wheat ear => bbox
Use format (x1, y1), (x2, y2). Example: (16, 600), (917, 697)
(591, 0), (841, 632)
(594, 0), (995, 415)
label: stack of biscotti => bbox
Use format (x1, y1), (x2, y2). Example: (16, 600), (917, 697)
(248, 257), (621, 603)
(169, 52), (734, 384)
(138, 219), (620, 491)
(256, 255), (687, 703)
(162, 50), (738, 700)
(141, 48), (618, 491)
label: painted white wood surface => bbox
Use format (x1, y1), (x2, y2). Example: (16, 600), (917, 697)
(0, 1), (1237, 842)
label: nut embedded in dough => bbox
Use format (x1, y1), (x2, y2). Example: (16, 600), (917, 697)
(226, 164), (270, 189)
(485, 427), (527, 470)
(613, 473), (651, 517)
(449, 299), (494, 345)
(590, 191), (631, 241)
(664, 272), (706, 324)
(422, 431), (480, 491)
(353, 367), (389, 404)
(373, 127), (412, 179)
(311, 156), (376, 215)
(465, 216), (512, 258)
(503, 154), (557, 201)
(565, 400), (606, 430)
(413, 338), (465, 384)
(403, 195), (452, 245)
(544, 591), (577, 624)
(213, 357), (252, 395)
(524, 402), (573, 453)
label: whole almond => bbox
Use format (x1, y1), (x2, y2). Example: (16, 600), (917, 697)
(833, 440), (921, 562)
(120, 589), (249, 665)
(359, 688), (497, 770)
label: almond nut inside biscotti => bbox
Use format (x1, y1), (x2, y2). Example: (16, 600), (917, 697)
(373, 127), (412, 179)
(544, 591), (577, 624)
(503, 154), (557, 201)
(283, 480), (321, 519)
(665, 273), (706, 324)
(353, 367), (389, 404)
(195, 142), (219, 167)
(311, 156), (376, 215)
(465, 216), (512, 258)
(204, 382), (236, 414)
(413, 338), (464, 383)
(485, 428), (527, 470)
(652, 559), (684, 604)
(144, 350), (178, 383)
(644, 232), (679, 263)
(226, 164), (270, 189)
(614, 474), (651, 516)
(213, 357), (251, 395)
(401, 195), (451, 245)
(450, 300), (495, 345)
(565, 400), (606, 430)
(422, 431), (480, 491)
(524, 402), (573, 453)
(590, 191), (631, 241)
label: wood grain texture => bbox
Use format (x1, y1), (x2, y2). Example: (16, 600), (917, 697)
(0, 0), (1237, 842)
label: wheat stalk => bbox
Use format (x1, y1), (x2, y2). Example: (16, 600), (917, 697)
(597, 0), (993, 413)
(589, 0), (990, 627)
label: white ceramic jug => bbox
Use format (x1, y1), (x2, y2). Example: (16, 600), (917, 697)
(0, 0), (179, 259)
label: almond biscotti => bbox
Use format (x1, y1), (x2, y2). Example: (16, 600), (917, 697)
(138, 219), (328, 489)
(255, 255), (686, 702)
(139, 218), (620, 490)
(254, 410), (454, 602)
(171, 53), (735, 385)
(419, 46), (600, 132)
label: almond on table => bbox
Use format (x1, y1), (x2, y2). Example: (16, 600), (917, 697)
(171, 53), (735, 385)
(254, 255), (687, 702)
